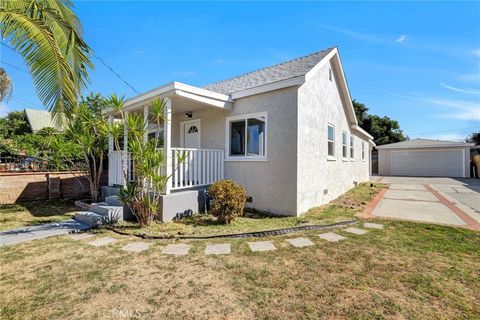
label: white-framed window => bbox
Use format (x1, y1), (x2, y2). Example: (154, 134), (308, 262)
(362, 141), (365, 161)
(342, 131), (348, 159)
(327, 124), (335, 157)
(350, 135), (354, 159)
(226, 112), (267, 160)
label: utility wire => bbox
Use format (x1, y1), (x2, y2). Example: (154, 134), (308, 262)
(0, 60), (29, 73)
(2, 41), (139, 94)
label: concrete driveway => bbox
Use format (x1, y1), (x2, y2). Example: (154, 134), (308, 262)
(367, 176), (480, 230)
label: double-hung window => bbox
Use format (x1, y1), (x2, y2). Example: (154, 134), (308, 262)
(342, 131), (348, 159)
(327, 124), (335, 157)
(361, 141), (365, 161)
(226, 112), (267, 160)
(350, 136), (354, 159)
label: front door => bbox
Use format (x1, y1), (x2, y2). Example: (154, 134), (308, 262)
(181, 119), (201, 148)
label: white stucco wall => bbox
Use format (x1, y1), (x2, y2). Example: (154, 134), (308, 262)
(296, 61), (370, 214)
(171, 87), (298, 215)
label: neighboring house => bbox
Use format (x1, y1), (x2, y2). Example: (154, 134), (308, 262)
(24, 109), (65, 133)
(105, 47), (374, 221)
(377, 139), (474, 178)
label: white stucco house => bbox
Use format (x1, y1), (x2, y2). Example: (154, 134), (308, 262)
(105, 47), (374, 221)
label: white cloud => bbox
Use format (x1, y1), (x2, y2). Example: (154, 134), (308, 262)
(457, 72), (480, 83)
(440, 82), (480, 95)
(317, 24), (385, 43)
(0, 102), (8, 117)
(473, 49), (480, 58)
(396, 35), (406, 43)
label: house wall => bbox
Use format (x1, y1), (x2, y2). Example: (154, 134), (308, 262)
(296, 61), (370, 214)
(171, 87), (298, 215)
(378, 147), (470, 177)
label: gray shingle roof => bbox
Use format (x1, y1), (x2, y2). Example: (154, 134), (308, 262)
(203, 47), (335, 95)
(376, 138), (474, 149)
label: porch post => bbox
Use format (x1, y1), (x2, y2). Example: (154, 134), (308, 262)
(164, 97), (172, 194)
(123, 111), (129, 186)
(108, 115), (114, 186)
(143, 105), (148, 142)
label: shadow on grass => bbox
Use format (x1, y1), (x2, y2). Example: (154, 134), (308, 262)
(0, 200), (76, 217)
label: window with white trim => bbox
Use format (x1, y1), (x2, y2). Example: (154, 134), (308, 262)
(350, 136), (354, 159)
(362, 141), (365, 160)
(342, 131), (347, 158)
(227, 112), (267, 159)
(327, 124), (335, 157)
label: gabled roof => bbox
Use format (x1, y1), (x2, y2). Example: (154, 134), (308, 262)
(203, 47), (336, 95)
(376, 138), (474, 149)
(24, 109), (65, 133)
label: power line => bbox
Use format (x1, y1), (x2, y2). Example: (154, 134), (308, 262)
(408, 126), (479, 136)
(2, 41), (138, 94)
(1, 60), (29, 73)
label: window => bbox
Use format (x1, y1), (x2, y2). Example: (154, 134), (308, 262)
(350, 136), (354, 159)
(362, 141), (365, 161)
(227, 112), (267, 159)
(327, 124), (335, 157)
(342, 131), (347, 158)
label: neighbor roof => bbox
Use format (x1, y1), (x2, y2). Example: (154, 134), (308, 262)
(376, 138), (474, 149)
(203, 47), (336, 94)
(24, 109), (65, 133)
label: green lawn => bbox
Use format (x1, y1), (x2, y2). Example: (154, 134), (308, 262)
(1, 183), (479, 319)
(0, 200), (76, 231)
(112, 182), (383, 237)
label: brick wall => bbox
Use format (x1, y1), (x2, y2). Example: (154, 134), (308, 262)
(0, 171), (107, 204)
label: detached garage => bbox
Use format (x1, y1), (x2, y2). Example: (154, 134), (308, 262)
(377, 139), (473, 178)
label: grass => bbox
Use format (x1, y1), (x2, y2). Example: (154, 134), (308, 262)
(0, 200), (76, 231)
(1, 183), (479, 319)
(112, 182), (384, 237)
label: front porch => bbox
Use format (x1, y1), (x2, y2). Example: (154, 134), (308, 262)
(105, 82), (232, 196)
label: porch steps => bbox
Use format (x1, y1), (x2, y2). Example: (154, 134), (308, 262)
(90, 202), (124, 222)
(74, 212), (109, 227)
(104, 195), (123, 206)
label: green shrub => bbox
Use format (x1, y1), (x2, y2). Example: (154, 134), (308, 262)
(208, 180), (247, 224)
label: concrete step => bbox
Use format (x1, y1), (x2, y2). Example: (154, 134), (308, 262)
(105, 195), (123, 206)
(74, 212), (108, 227)
(91, 203), (123, 221)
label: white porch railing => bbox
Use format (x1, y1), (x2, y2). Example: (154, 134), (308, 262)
(108, 148), (225, 191)
(170, 148), (224, 190)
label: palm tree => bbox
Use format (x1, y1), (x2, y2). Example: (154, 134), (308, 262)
(0, 0), (93, 117)
(0, 67), (13, 102)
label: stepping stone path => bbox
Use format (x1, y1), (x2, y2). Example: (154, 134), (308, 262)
(318, 232), (345, 242)
(162, 244), (190, 256)
(69, 233), (95, 240)
(87, 237), (117, 247)
(122, 242), (150, 253)
(286, 237), (315, 248)
(364, 222), (384, 230)
(344, 227), (368, 235)
(205, 243), (231, 255)
(248, 241), (276, 252)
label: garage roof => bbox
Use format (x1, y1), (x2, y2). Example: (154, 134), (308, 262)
(376, 138), (474, 149)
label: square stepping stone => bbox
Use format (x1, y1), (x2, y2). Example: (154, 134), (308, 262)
(161, 244), (190, 256)
(285, 237), (315, 248)
(87, 237), (117, 247)
(364, 222), (384, 230)
(205, 243), (231, 255)
(247, 241), (276, 252)
(122, 242), (150, 253)
(318, 232), (345, 242)
(344, 227), (368, 235)
(68, 233), (95, 240)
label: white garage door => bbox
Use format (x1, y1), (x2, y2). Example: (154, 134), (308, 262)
(391, 150), (464, 177)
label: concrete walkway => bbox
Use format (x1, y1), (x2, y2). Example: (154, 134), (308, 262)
(0, 219), (90, 247)
(366, 176), (480, 231)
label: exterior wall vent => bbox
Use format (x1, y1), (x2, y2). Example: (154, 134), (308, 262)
(323, 189), (328, 195)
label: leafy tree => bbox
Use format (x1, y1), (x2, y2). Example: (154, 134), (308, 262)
(0, 0), (93, 117)
(352, 100), (406, 145)
(0, 110), (30, 138)
(466, 132), (480, 145)
(66, 98), (109, 202)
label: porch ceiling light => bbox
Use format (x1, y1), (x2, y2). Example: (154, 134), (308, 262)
(185, 111), (193, 118)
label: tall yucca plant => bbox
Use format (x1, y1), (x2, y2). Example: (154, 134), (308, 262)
(0, 0), (93, 117)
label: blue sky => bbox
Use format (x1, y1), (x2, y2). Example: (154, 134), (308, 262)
(1, 1), (479, 140)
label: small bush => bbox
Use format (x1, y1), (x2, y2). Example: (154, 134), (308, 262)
(208, 180), (247, 224)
